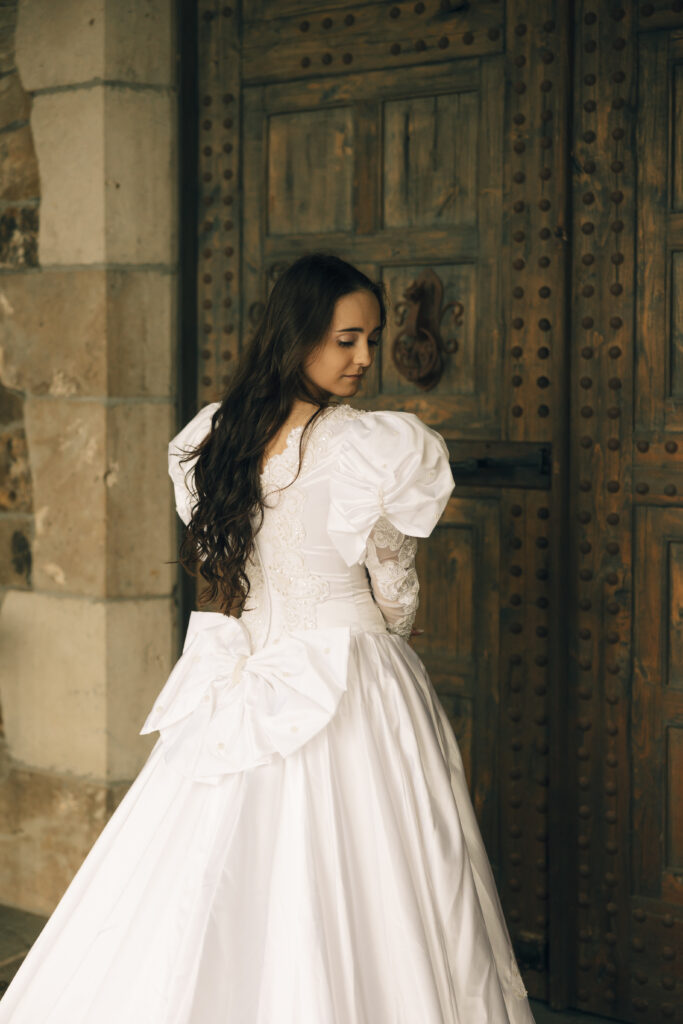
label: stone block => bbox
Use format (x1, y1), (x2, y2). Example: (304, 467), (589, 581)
(104, 0), (175, 88)
(16, 397), (177, 596)
(0, 123), (38, 201)
(1, 589), (176, 778)
(0, 591), (108, 776)
(0, 589), (175, 780)
(106, 596), (176, 779)
(0, 764), (129, 914)
(0, 206), (38, 268)
(0, 514), (31, 587)
(30, 88), (105, 265)
(24, 397), (106, 594)
(0, 268), (175, 397)
(0, 270), (107, 397)
(106, 270), (175, 397)
(0, 70), (30, 131)
(31, 86), (176, 266)
(16, 0), (104, 92)
(105, 401), (175, 597)
(103, 87), (177, 265)
(16, 0), (174, 93)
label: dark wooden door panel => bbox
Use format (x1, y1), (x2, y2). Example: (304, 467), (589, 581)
(567, 5), (683, 1021)
(192, 1), (683, 1018)
(633, 505), (683, 902)
(243, 57), (504, 434)
(413, 499), (500, 841)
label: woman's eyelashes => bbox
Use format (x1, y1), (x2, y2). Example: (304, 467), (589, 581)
(338, 335), (382, 348)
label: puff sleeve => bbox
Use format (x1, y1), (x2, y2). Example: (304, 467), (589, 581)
(327, 411), (454, 567)
(168, 401), (220, 525)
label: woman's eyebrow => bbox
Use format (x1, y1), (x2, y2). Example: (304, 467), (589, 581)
(335, 326), (382, 333)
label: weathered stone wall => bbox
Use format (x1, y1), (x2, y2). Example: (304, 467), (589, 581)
(0, 0), (178, 914)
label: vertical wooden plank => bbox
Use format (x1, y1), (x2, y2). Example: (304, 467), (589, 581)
(672, 251), (683, 399)
(241, 84), (266, 351)
(673, 63), (683, 213)
(636, 32), (668, 433)
(666, 726), (683, 869)
(353, 100), (380, 235)
(668, 538), (683, 689)
(196, 1), (242, 405)
(632, 505), (665, 898)
(477, 56), (504, 429)
(570, 1), (641, 1018)
(501, 0), (572, 1005)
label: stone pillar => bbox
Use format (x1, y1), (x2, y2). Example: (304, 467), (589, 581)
(0, 0), (178, 914)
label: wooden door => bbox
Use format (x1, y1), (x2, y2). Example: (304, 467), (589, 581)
(190, 1), (683, 1019)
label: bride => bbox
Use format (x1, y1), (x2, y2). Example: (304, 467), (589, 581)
(0, 252), (536, 1023)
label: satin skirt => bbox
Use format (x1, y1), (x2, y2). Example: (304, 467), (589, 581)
(0, 630), (535, 1024)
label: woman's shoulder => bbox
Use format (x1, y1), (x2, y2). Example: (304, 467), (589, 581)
(321, 404), (448, 458)
(169, 401), (220, 456)
(318, 404), (441, 445)
(167, 401), (220, 525)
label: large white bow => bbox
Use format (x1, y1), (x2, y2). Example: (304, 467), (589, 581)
(141, 612), (351, 783)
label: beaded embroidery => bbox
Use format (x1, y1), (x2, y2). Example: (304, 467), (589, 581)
(250, 407), (365, 637)
(239, 544), (269, 650)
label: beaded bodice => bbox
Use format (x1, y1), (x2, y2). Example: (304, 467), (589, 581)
(240, 405), (397, 648)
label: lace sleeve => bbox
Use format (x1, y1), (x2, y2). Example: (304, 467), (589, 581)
(364, 516), (419, 639)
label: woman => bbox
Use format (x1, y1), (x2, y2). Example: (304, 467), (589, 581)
(0, 253), (535, 1023)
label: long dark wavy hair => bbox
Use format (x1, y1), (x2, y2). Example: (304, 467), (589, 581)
(178, 252), (387, 614)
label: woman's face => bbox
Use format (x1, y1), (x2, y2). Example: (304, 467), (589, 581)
(303, 290), (382, 398)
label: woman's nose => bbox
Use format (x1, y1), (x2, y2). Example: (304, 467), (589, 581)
(354, 339), (374, 366)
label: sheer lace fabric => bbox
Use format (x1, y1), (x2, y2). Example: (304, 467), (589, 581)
(365, 516), (419, 638)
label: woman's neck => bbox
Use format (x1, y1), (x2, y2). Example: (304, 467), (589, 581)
(288, 398), (324, 427)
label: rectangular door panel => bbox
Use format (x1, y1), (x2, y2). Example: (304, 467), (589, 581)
(382, 91), (478, 230)
(267, 108), (354, 235)
(413, 498), (501, 863)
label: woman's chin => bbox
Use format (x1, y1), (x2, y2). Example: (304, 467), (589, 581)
(323, 376), (364, 399)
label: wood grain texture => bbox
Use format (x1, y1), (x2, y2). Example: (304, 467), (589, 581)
(267, 107), (354, 235)
(382, 91), (478, 229)
(242, 1), (503, 83)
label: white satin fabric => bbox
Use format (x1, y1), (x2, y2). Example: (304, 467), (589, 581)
(0, 404), (536, 1024)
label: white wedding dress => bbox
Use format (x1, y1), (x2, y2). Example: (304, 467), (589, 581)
(0, 403), (536, 1024)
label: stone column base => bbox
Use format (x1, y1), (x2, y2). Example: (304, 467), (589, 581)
(0, 757), (129, 915)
